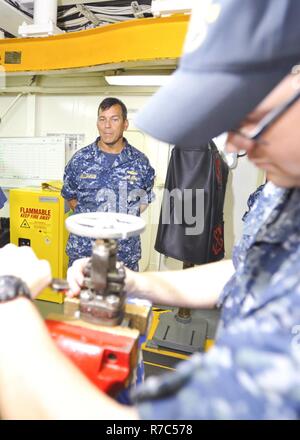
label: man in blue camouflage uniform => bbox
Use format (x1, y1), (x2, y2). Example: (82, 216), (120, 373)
(61, 97), (155, 270)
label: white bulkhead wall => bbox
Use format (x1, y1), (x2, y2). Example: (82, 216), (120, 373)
(0, 91), (264, 271)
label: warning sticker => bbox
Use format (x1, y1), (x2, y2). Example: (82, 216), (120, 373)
(20, 206), (51, 221)
(20, 219), (30, 229)
(19, 207), (53, 236)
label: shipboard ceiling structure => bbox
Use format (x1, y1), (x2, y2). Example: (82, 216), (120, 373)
(0, 0), (189, 80)
(0, 1), (153, 36)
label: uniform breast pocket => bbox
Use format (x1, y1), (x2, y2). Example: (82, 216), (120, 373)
(77, 179), (103, 209)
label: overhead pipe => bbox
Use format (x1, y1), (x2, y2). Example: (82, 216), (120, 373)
(151, 0), (194, 16)
(19, 0), (63, 37)
(33, 0), (58, 26)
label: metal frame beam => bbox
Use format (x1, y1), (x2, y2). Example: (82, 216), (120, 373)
(0, 14), (188, 74)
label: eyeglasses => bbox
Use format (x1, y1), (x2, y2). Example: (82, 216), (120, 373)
(233, 88), (300, 142)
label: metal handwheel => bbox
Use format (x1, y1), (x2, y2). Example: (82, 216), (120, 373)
(65, 212), (146, 239)
(65, 212), (146, 326)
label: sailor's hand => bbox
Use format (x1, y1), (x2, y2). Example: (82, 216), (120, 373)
(67, 257), (140, 297)
(0, 244), (51, 298)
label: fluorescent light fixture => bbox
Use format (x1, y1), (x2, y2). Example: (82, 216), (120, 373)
(151, 0), (194, 17)
(105, 75), (171, 86)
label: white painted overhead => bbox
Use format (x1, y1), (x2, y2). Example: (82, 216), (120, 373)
(1, 1), (153, 35)
(1, 1), (194, 37)
(0, 0), (33, 36)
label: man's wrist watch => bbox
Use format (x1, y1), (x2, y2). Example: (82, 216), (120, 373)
(0, 275), (32, 303)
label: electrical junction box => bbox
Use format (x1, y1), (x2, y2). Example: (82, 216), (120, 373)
(10, 182), (69, 303)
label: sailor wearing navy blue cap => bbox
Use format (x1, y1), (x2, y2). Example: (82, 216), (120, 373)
(136, 0), (300, 147)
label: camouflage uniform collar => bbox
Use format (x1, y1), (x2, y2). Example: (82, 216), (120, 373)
(93, 137), (134, 166)
(242, 182), (288, 247)
(242, 182), (300, 247)
(256, 186), (300, 244)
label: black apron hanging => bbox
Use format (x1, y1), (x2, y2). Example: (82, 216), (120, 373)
(155, 141), (229, 265)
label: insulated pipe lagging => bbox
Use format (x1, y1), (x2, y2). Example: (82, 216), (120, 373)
(33, 0), (58, 25)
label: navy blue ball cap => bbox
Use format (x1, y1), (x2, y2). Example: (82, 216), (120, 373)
(135, 0), (300, 147)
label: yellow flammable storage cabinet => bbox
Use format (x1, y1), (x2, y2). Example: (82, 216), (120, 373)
(10, 182), (69, 303)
